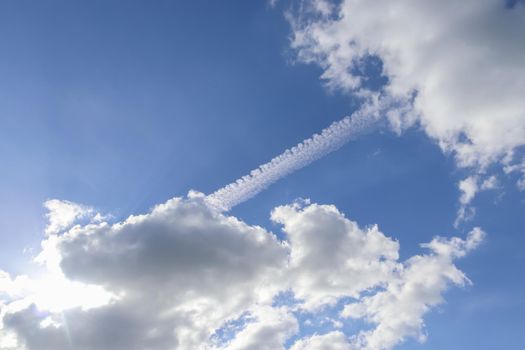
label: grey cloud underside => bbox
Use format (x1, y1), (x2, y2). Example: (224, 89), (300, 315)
(1, 196), (483, 350)
(59, 198), (286, 292)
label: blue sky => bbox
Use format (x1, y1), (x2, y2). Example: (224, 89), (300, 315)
(1, 1), (524, 349)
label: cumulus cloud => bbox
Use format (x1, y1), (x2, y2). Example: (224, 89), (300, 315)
(289, 0), (525, 182)
(342, 228), (485, 349)
(2, 194), (288, 350)
(0, 196), (483, 350)
(271, 201), (400, 309)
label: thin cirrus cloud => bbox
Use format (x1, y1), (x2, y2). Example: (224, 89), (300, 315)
(207, 90), (413, 212)
(0, 194), (484, 350)
(289, 0), (525, 222)
(206, 99), (383, 212)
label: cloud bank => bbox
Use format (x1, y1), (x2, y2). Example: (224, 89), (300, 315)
(1, 196), (483, 350)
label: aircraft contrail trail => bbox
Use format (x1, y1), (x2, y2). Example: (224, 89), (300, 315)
(205, 103), (383, 211)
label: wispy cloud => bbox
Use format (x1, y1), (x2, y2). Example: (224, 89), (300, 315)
(206, 98), (390, 211)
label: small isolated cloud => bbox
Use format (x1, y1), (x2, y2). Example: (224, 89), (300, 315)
(455, 175), (499, 226)
(0, 194), (484, 349)
(268, 0), (279, 8)
(288, 0), (525, 201)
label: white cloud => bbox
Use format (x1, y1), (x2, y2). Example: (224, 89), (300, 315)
(481, 175), (498, 191)
(271, 201), (400, 309)
(290, 331), (352, 350)
(458, 176), (479, 207)
(0, 196), (483, 350)
(43, 199), (104, 235)
(504, 157), (525, 190)
(455, 176), (479, 225)
(268, 0), (279, 8)
(342, 228), (485, 350)
(289, 0), (525, 175)
(455, 174), (500, 225)
(216, 306), (298, 350)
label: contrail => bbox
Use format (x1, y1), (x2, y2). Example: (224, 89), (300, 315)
(205, 103), (383, 211)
